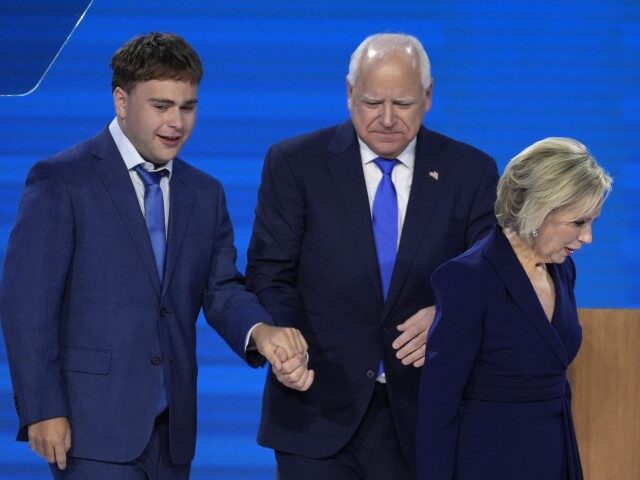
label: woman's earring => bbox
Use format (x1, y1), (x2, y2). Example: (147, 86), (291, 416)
(532, 229), (539, 238)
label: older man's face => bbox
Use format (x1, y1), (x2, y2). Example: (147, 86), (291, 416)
(348, 53), (432, 159)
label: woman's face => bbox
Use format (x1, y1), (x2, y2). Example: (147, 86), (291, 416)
(534, 202), (602, 264)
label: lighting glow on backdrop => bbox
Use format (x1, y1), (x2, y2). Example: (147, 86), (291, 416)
(1, 1), (638, 478)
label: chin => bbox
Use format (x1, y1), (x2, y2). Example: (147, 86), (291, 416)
(373, 146), (402, 158)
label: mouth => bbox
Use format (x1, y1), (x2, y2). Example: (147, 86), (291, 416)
(565, 247), (578, 255)
(158, 134), (181, 147)
(372, 131), (403, 136)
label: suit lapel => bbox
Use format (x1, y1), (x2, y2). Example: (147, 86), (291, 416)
(483, 227), (569, 366)
(90, 128), (162, 296)
(162, 160), (197, 297)
(382, 128), (444, 319)
(326, 121), (384, 308)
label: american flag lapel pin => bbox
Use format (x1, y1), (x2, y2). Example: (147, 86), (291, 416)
(428, 171), (439, 181)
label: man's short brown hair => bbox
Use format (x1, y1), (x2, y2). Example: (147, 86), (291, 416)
(110, 32), (203, 93)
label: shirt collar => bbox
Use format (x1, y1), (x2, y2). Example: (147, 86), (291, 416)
(357, 136), (416, 170)
(108, 117), (173, 176)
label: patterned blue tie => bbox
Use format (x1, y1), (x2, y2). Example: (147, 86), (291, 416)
(134, 165), (168, 413)
(372, 157), (399, 299)
(134, 165), (167, 284)
(372, 157), (399, 380)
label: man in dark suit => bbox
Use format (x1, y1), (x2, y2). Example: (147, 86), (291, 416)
(246, 33), (499, 479)
(0, 32), (310, 479)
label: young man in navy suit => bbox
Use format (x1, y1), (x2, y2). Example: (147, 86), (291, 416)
(0, 32), (311, 479)
(246, 33), (499, 479)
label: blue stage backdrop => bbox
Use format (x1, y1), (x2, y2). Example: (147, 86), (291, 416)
(1, 1), (638, 478)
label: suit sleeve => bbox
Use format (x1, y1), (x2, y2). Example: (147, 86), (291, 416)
(201, 183), (273, 367)
(0, 161), (73, 438)
(465, 155), (499, 248)
(417, 260), (486, 480)
(246, 144), (306, 327)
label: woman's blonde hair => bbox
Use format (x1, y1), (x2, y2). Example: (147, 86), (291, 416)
(495, 137), (612, 243)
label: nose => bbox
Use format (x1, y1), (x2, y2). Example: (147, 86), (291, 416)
(380, 103), (396, 127)
(578, 223), (593, 244)
(167, 107), (183, 129)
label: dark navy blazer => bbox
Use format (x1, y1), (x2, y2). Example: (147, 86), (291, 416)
(417, 226), (583, 479)
(246, 120), (499, 467)
(0, 127), (271, 464)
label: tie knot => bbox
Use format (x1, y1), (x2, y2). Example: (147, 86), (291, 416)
(373, 157), (399, 176)
(134, 165), (166, 186)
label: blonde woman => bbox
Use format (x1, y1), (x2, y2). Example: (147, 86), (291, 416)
(417, 138), (612, 480)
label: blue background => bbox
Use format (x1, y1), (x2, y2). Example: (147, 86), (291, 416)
(1, 1), (638, 478)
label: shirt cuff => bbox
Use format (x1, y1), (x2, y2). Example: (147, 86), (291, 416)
(244, 323), (263, 352)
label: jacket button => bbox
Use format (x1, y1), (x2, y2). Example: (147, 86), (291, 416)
(159, 307), (169, 316)
(366, 369), (375, 379)
(151, 356), (162, 366)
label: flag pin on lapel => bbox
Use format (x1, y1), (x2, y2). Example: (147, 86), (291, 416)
(428, 171), (439, 180)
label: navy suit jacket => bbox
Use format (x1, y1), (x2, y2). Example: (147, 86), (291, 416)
(246, 120), (498, 466)
(0, 127), (271, 464)
(417, 226), (583, 479)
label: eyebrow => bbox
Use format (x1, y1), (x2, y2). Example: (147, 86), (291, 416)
(361, 95), (417, 103)
(148, 98), (198, 106)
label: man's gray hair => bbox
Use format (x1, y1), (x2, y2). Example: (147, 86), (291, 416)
(346, 33), (432, 89)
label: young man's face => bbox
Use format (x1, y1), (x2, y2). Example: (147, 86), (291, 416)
(113, 79), (198, 165)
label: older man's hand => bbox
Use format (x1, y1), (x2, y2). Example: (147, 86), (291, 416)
(392, 306), (435, 367)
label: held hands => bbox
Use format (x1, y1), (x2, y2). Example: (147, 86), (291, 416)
(251, 324), (314, 391)
(27, 416), (71, 470)
(392, 306), (435, 367)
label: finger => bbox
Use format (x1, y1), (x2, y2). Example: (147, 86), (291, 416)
(64, 426), (72, 451)
(279, 354), (305, 374)
(397, 307), (435, 331)
(396, 310), (424, 331)
(392, 326), (424, 350)
(44, 441), (56, 464)
(287, 328), (308, 355)
(54, 443), (68, 470)
(395, 333), (427, 359)
(274, 346), (288, 364)
(396, 320), (410, 332)
(284, 367), (312, 391)
(274, 331), (297, 360)
(281, 328), (301, 354)
(277, 358), (307, 381)
(412, 357), (425, 368)
(33, 439), (46, 458)
(287, 328), (307, 354)
(300, 369), (314, 390)
(263, 347), (283, 371)
(399, 344), (426, 365)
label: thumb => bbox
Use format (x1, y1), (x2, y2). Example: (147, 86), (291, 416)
(274, 346), (288, 363)
(261, 346), (282, 370)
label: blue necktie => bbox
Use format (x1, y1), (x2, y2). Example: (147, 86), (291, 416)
(134, 165), (168, 413)
(134, 165), (167, 284)
(372, 157), (399, 380)
(372, 157), (399, 299)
